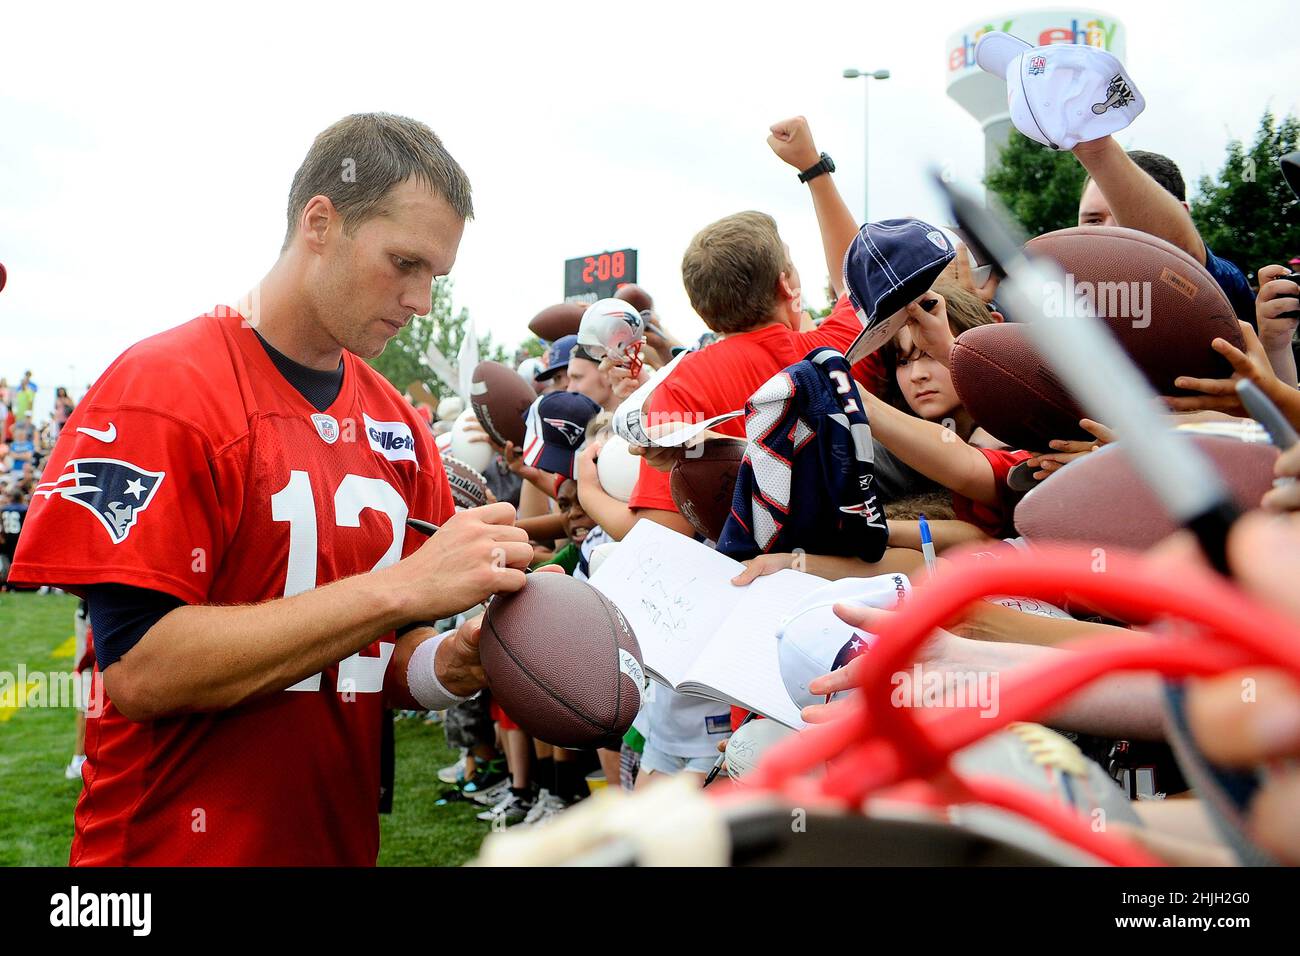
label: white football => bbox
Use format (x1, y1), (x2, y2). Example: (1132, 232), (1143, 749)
(517, 357), (545, 382)
(725, 719), (795, 784)
(447, 409), (493, 473)
(587, 541), (619, 579)
(596, 433), (641, 502)
(437, 395), (465, 422)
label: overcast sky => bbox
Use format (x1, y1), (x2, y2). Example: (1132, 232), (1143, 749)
(3, 0), (1296, 422)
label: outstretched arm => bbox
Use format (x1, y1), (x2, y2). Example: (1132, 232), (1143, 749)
(575, 441), (640, 541)
(803, 605), (1166, 739)
(768, 116), (859, 298)
(859, 386), (1001, 505)
(1073, 135), (1205, 265)
(103, 504), (533, 721)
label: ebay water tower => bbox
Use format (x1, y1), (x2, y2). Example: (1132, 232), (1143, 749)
(946, 10), (1127, 172)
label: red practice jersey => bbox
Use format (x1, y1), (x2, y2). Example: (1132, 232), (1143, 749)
(10, 308), (454, 865)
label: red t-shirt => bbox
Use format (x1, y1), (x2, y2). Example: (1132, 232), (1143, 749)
(10, 309), (454, 866)
(952, 447), (1033, 538)
(629, 295), (878, 512)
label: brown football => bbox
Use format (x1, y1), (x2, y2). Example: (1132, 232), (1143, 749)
(1014, 433), (1277, 550)
(440, 454), (490, 511)
(480, 573), (645, 748)
(1025, 225), (1243, 394)
(528, 302), (585, 341)
(670, 437), (747, 541)
(951, 323), (1089, 450)
(470, 360), (535, 448)
(951, 226), (1245, 450)
(614, 284), (653, 314)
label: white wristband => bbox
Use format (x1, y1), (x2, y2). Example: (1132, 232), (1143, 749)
(406, 632), (474, 711)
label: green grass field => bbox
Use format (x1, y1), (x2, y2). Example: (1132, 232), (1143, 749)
(0, 591), (489, 866)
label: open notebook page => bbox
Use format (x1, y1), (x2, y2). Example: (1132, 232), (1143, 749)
(677, 568), (814, 728)
(588, 521), (747, 687)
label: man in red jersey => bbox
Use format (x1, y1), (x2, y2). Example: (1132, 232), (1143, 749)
(9, 113), (548, 865)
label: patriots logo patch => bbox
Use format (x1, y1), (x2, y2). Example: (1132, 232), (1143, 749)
(34, 458), (165, 544)
(544, 418), (586, 447)
(605, 308), (643, 332)
(830, 632), (872, 673)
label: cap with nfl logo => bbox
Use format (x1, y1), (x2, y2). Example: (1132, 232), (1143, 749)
(842, 218), (956, 363)
(520, 391), (601, 478)
(975, 31), (1145, 152)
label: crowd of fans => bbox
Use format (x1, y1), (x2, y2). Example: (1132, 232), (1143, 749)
(0, 373), (74, 589)
(408, 93), (1300, 859)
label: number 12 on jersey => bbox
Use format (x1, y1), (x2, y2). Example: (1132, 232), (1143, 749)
(270, 470), (409, 694)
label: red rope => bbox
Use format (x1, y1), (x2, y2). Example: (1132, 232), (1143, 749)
(746, 545), (1300, 865)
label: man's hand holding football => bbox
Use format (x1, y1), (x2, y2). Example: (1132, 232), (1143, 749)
(387, 502), (533, 621)
(431, 561), (566, 698)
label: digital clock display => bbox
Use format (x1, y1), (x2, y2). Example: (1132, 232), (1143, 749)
(564, 248), (637, 304)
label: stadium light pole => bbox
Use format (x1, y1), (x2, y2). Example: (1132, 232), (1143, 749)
(842, 68), (890, 223)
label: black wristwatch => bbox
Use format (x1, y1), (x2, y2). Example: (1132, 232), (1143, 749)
(798, 152), (835, 183)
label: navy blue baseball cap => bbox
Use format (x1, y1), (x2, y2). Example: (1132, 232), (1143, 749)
(536, 334), (579, 381)
(842, 219), (955, 363)
(521, 390), (601, 478)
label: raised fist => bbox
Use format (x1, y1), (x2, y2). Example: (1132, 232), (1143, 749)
(767, 116), (820, 172)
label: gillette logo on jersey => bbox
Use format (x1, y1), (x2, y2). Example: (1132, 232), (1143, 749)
(34, 459), (164, 544)
(717, 347), (888, 562)
(363, 413), (417, 463)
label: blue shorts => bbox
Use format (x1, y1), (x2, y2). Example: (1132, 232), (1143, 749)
(640, 743), (720, 776)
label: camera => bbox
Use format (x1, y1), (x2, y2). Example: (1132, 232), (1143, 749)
(1281, 272), (1300, 321)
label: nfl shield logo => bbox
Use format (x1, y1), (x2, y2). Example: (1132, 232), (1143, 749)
(312, 414), (339, 444)
(1027, 55), (1046, 75)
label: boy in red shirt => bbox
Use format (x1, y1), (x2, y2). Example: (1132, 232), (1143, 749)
(628, 114), (882, 525)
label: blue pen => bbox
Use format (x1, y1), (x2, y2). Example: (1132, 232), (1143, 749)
(918, 514), (937, 581)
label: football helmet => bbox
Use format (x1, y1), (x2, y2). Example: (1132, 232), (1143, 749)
(577, 298), (645, 375)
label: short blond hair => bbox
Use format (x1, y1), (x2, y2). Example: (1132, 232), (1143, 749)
(681, 211), (789, 334)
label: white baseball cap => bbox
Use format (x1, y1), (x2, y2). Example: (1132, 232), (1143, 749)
(975, 32), (1145, 151)
(775, 573), (911, 711)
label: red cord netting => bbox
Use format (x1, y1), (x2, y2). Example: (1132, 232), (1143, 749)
(743, 545), (1300, 866)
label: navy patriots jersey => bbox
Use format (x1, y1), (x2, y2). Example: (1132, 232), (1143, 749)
(718, 347), (889, 562)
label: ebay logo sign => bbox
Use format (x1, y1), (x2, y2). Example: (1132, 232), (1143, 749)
(948, 16), (1120, 72)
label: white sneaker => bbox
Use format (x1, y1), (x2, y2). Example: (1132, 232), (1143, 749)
(64, 755), (86, 780)
(520, 790), (567, 827)
(475, 790), (514, 821)
(520, 788), (553, 825)
(467, 777), (512, 807)
(476, 791), (532, 824)
(437, 754), (467, 784)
